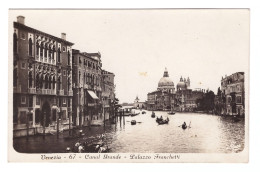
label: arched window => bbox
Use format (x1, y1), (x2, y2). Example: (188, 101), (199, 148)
(40, 42), (44, 57)
(13, 33), (17, 53)
(35, 73), (39, 89)
(29, 38), (33, 56)
(49, 45), (52, 61)
(57, 76), (61, 90)
(79, 71), (81, 83)
(29, 71), (33, 88)
(67, 50), (70, 65)
(45, 75), (49, 89)
(83, 73), (86, 84)
(39, 74), (43, 88)
(36, 41), (39, 57)
(44, 44), (48, 58)
(49, 75), (52, 89)
(13, 68), (17, 87)
(68, 79), (71, 91)
(52, 45), (56, 61)
(57, 48), (61, 63)
(52, 76), (56, 90)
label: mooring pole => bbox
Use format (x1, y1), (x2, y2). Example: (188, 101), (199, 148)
(43, 111), (46, 139)
(26, 112), (29, 141)
(57, 116), (59, 139)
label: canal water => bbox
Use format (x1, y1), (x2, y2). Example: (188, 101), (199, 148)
(13, 110), (245, 153)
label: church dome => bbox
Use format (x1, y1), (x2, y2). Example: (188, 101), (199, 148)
(158, 68), (174, 88)
(177, 81), (186, 88)
(177, 76), (187, 89)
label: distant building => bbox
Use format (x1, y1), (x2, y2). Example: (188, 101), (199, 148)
(13, 16), (74, 137)
(133, 96), (147, 109)
(72, 49), (102, 126)
(221, 72), (245, 116)
(101, 70), (115, 120)
(147, 68), (204, 111)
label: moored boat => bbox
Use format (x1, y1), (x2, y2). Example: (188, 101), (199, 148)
(131, 120), (136, 125)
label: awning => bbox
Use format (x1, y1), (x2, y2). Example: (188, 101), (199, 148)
(87, 90), (99, 100)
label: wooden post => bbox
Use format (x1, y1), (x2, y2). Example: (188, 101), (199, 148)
(43, 111), (46, 139)
(26, 112), (29, 141)
(123, 109), (125, 125)
(57, 115), (59, 139)
(68, 110), (71, 136)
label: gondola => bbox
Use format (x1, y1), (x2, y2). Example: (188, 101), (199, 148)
(182, 125), (187, 129)
(131, 120), (136, 125)
(168, 112), (175, 115)
(156, 117), (163, 123)
(151, 111), (156, 118)
(158, 119), (169, 125)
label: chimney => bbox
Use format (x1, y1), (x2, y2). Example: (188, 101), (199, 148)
(17, 16), (25, 25)
(61, 33), (66, 40)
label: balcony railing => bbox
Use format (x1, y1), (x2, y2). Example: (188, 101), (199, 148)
(57, 89), (64, 96)
(36, 89), (56, 95)
(28, 88), (36, 94)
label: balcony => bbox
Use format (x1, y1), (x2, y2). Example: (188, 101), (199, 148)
(57, 90), (64, 96)
(28, 88), (36, 94)
(68, 90), (73, 96)
(36, 89), (56, 95)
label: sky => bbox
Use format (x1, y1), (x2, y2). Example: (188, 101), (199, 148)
(9, 9), (249, 103)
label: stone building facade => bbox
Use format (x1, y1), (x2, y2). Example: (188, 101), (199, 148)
(72, 49), (102, 126)
(13, 16), (74, 137)
(101, 70), (115, 120)
(147, 68), (204, 112)
(221, 72), (245, 116)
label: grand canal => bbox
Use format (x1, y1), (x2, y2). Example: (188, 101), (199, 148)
(14, 110), (245, 153)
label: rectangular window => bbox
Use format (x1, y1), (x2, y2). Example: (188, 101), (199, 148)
(21, 62), (26, 69)
(236, 96), (242, 103)
(63, 98), (66, 104)
(36, 96), (40, 105)
(62, 110), (67, 120)
(21, 96), (26, 104)
(63, 70), (66, 76)
(53, 98), (56, 105)
(19, 111), (27, 124)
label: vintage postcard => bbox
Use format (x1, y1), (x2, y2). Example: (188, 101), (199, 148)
(8, 9), (249, 162)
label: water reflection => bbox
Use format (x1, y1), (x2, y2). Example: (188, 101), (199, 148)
(13, 110), (244, 153)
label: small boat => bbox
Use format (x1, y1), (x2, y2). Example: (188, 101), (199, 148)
(131, 120), (136, 125)
(151, 111), (156, 118)
(156, 117), (163, 123)
(168, 111), (175, 115)
(182, 124), (187, 129)
(131, 113), (139, 117)
(158, 119), (169, 125)
(142, 111), (146, 114)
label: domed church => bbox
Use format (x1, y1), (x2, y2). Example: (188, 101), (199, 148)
(147, 68), (204, 112)
(157, 68), (175, 93)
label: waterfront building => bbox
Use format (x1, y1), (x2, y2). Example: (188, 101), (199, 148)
(221, 72), (245, 116)
(101, 69), (115, 120)
(147, 68), (175, 111)
(13, 16), (74, 137)
(72, 49), (102, 126)
(133, 96), (147, 109)
(147, 68), (204, 112)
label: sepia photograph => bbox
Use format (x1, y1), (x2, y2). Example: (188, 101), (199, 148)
(8, 9), (249, 162)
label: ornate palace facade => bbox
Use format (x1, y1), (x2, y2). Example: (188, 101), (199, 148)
(13, 16), (74, 137)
